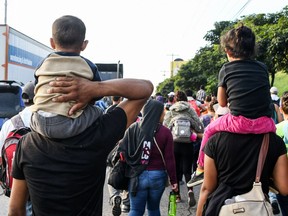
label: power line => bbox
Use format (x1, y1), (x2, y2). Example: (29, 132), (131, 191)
(231, 0), (253, 20)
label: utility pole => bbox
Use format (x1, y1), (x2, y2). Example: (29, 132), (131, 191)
(4, 0), (7, 24)
(167, 53), (178, 77)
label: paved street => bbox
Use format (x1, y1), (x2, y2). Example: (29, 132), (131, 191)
(0, 174), (200, 216)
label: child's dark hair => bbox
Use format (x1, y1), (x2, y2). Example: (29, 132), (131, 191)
(220, 24), (256, 59)
(281, 92), (288, 114)
(52, 15), (86, 50)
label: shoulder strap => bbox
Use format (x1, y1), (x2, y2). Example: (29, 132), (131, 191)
(255, 133), (269, 183)
(10, 114), (25, 129)
(153, 137), (166, 168)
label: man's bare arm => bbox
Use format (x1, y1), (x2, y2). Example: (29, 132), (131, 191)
(8, 179), (29, 216)
(48, 76), (154, 127)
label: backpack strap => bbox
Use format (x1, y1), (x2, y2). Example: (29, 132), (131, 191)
(255, 133), (269, 183)
(10, 114), (25, 129)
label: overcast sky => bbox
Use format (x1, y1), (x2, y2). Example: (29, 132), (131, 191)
(1, 0), (287, 89)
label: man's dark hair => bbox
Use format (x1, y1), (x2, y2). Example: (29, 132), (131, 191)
(185, 89), (193, 97)
(52, 15), (86, 50)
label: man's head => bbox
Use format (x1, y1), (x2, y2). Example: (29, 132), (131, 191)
(51, 15), (88, 52)
(22, 81), (35, 106)
(185, 89), (193, 97)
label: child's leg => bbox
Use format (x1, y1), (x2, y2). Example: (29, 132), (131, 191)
(30, 105), (103, 138)
(227, 115), (276, 133)
(197, 113), (233, 168)
(197, 114), (276, 168)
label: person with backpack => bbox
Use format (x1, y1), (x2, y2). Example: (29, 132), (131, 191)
(185, 89), (206, 117)
(8, 76), (153, 215)
(163, 90), (204, 207)
(0, 80), (35, 216)
(105, 95), (131, 216)
(117, 99), (178, 215)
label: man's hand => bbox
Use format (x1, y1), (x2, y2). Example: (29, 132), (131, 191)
(48, 76), (95, 115)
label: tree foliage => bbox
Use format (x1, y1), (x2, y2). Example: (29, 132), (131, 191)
(156, 6), (288, 96)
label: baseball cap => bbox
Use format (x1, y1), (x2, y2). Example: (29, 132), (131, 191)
(270, 86), (278, 94)
(168, 92), (175, 97)
(22, 81), (35, 103)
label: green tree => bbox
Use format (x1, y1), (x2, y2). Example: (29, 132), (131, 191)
(156, 6), (288, 94)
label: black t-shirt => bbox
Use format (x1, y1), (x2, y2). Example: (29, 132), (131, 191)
(218, 60), (272, 118)
(205, 132), (286, 196)
(13, 107), (127, 216)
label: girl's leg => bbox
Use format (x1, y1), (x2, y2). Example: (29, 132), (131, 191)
(197, 114), (232, 167)
(197, 114), (276, 167)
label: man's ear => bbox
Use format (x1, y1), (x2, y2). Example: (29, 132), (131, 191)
(81, 40), (88, 51)
(50, 38), (56, 49)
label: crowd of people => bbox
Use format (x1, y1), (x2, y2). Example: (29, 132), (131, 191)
(0, 15), (287, 216)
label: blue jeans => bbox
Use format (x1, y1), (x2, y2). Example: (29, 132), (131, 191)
(128, 170), (166, 216)
(26, 200), (32, 216)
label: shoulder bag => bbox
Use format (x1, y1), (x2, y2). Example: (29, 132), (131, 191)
(218, 133), (273, 216)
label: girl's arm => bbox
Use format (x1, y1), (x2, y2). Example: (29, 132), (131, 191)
(217, 86), (228, 107)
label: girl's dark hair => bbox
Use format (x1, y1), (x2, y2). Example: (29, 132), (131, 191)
(281, 92), (288, 114)
(52, 15), (86, 50)
(220, 24), (256, 59)
(174, 90), (187, 102)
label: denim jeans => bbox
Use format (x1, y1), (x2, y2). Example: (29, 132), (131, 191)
(26, 200), (32, 216)
(128, 170), (166, 216)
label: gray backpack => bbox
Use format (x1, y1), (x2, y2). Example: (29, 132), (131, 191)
(170, 116), (192, 143)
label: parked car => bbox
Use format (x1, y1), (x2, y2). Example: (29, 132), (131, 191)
(0, 80), (25, 130)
